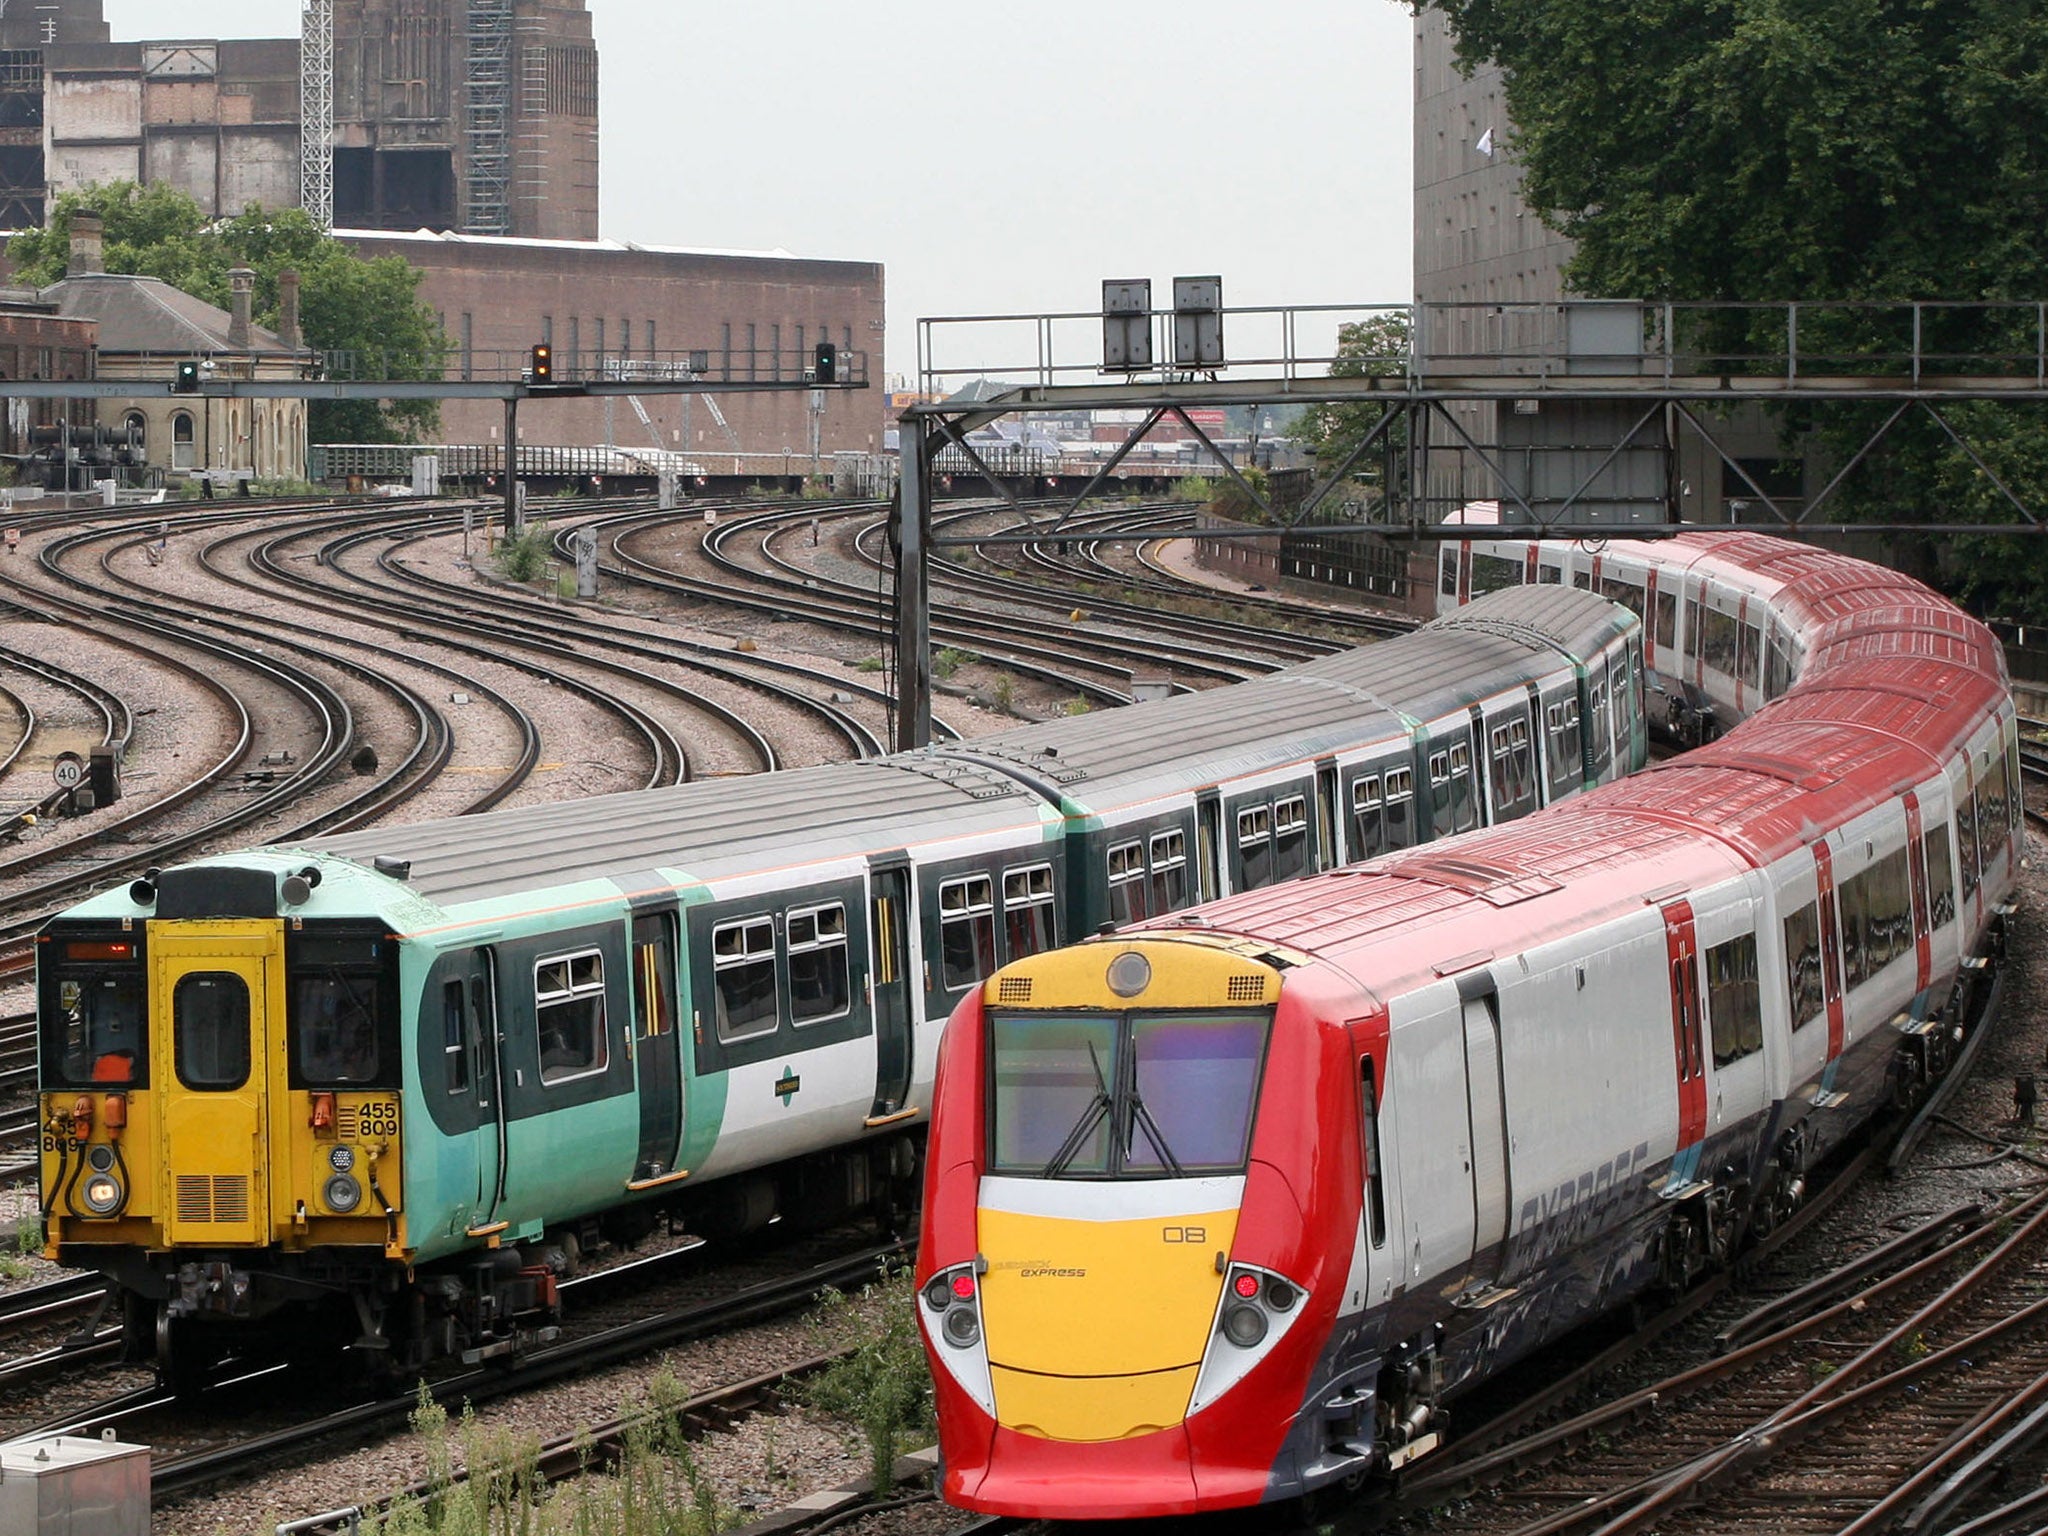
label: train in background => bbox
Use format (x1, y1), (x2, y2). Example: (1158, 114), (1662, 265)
(919, 529), (2021, 1518)
(35, 582), (1642, 1388)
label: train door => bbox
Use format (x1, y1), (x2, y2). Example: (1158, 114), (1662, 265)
(149, 921), (281, 1247)
(1813, 843), (1846, 1063)
(629, 909), (683, 1179)
(461, 949), (507, 1226)
(1316, 759), (1339, 868)
(1660, 901), (1707, 1167)
(1196, 790), (1223, 901)
(869, 859), (914, 1118)
(1904, 793), (1933, 995)
(1456, 979), (1510, 1298)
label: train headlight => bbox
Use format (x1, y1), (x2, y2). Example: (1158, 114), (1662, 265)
(942, 1306), (982, 1348)
(1222, 1302), (1268, 1348)
(81, 1171), (124, 1215)
(324, 1173), (362, 1214)
(328, 1144), (356, 1174)
(1192, 1263), (1308, 1417)
(1106, 950), (1152, 997)
(919, 1263), (994, 1415)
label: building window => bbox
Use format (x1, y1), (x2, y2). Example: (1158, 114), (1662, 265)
(171, 411), (195, 470)
(122, 411), (145, 452)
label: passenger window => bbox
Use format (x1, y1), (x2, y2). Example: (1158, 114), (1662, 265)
(174, 972), (250, 1090)
(939, 875), (998, 989)
(1272, 796), (1309, 880)
(713, 917), (778, 1042)
(1706, 933), (1763, 1066)
(1004, 863), (1057, 958)
(1351, 774), (1384, 860)
(1547, 698), (1582, 770)
(1238, 806), (1274, 889)
(1925, 824), (1956, 928)
(1428, 751), (1451, 832)
(1783, 901), (1824, 1030)
(1538, 562), (1562, 584)
(1656, 590), (1678, 651)
(787, 903), (850, 1024)
(1384, 767), (1415, 848)
(442, 982), (469, 1093)
(1107, 840), (1148, 924)
(1146, 833), (1188, 914)
(534, 949), (607, 1083)
(1448, 741), (1476, 832)
(1959, 793), (1981, 901)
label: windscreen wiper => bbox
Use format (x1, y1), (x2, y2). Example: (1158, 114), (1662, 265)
(1042, 1040), (1113, 1178)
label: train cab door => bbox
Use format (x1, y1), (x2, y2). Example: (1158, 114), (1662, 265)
(629, 909), (684, 1179)
(1660, 902), (1708, 1174)
(149, 921), (282, 1247)
(1454, 976), (1511, 1301)
(868, 858), (914, 1120)
(460, 950), (507, 1226)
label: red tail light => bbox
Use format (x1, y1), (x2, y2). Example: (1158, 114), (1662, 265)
(950, 1272), (976, 1300)
(1233, 1272), (1260, 1299)
(310, 1092), (336, 1130)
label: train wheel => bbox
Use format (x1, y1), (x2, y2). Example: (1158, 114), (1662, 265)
(154, 1310), (218, 1396)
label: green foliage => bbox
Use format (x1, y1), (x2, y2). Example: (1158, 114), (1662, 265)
(801, 1278), (933, 1498)
(990, 674), (1017, 713)
(932, 647), (978, 680)
(1063, 695), (1092, 716)
(1213, 465), (1270, 523)
(494, 522), (554, 584)
(1175, 474), (1218, 504)
(1298, 314), (1411, 487)
(13, 183), (446, 444)
(856, 656), (883, 673)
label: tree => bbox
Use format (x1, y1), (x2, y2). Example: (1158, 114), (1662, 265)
(1298, 312), (1411, 502)
(11, 183), (447, 443)
(1409, 1), (2048, 616)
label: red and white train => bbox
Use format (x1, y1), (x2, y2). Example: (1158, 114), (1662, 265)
(917, 530), (2021, 1518)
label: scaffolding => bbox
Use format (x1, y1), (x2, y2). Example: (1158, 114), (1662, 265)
(298, 0), (334, 229)
(464, 0), (514, 236)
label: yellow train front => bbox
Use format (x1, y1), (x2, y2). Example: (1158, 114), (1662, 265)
(36, 863), (410, 1387)
(918, 935), (1366, 1517)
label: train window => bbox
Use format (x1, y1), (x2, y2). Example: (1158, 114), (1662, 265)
(1571, 567), (1591, 590)
(1538, 562), (1563, 584)
(1684, 598), (1701, 659)
(1359, 1058), (1387, 1248)
(939, 875), (998, 990)
(1237, 807), (1274, 889)
(1739, 623), (1763, 690)
(1783, 902), (1825, 1031)
(1448, 742), (1477, 832)
(1384, 767), (1415, 848)
(1351, 775), (1384, 860)
(1975, 757), (2007, 877)
(1839, 869), (1870, 988)
(633, 916), (678, 1038)
(1925, 824), (1957, 928)
(788, 904), (851, 1025)
(50, 968), (145, 1087)
(1599, 575), (1646, 621)
(1108, 841), (1148, 924)
(1656, 591), (1678, 652)
(1766, 631), (1794, 698)
(174, 972), (251, 1091)
(988, 1012), (1119, 1175)
(1701, 608), (1739, 677)
(1439, 548), (1458, 598)
(1959, 791), (1981, 902)
(1547, 699), (1582, 770)
(1428, 752), (1451, 833)
(1272, 797), (1310, 881)
(441, 982), (468, 1094)
(1146, 834), (1188, 915)
(534, 950), (608, 1083)
(1843, 849), (1912, 986)
(1004, 864), (1057, 958)
(1124, 1011), (1271, 1173)
(2010, 735), (2025, 835)
(295, 970), (381, 1084)
(1706, 934), (1763, 1067)
(1471, 552), (1522, 598)
(713, 918), (778, 1042)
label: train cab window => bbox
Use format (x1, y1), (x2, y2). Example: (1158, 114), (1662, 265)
(294, 971), (380, 1084)
(1351, 775), (1385, 860)
(1146, 834), (1188, 914)
(45, 941), (146, 1088)
(1925, 824), (1957, 928)
(1360, 1058), (1388, 1248)
(1784, 901), (1826, 1030)
(1123, 1012), (1271, 1173)
(1656, 591), (1678, 652)
(1004, 864), (1057, 958)
(1384, 767), (1416, 848)
(534, 950), (608, 1083)
(1237, 807), (1274, 889)
(787, 903), (851, 1025)
(441, 982), (469, 1094)
(1108, 841), (1148, 924)
(939, 874), (998, 989)
(713, 918), (778, 1043)
(988, 1012), (1118, 1174)
(174, 973), (251, 1090)
(1272, 797), (1310, 880)
(1706, 933), (1763, 1066)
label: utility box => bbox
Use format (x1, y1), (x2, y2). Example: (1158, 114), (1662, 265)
(88, 746), (121, 807)
(0, 1433), (150, 1536)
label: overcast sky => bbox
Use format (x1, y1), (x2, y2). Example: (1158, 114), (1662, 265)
(103, 1), (1416, 381)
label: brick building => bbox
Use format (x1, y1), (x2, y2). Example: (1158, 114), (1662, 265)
(0, 284), (95, 462)
(340, 229), (887, 462)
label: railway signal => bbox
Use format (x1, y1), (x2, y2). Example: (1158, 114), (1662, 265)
(529, 343), (553, 384)
(174, 359), (200, 393)
(814, 340), (836, 384)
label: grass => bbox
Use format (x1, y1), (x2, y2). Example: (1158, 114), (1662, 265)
(493, 521), (554, 583)
(800, 1274), (933, 1498)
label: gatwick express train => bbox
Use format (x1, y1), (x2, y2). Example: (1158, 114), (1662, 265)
(918, 529), (2021, 1517)
(36, 582), (1641, 1387)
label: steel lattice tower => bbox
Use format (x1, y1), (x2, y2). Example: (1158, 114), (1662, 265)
(299, 0), (335, 229)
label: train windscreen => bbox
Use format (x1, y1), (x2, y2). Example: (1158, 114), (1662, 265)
(40, 932), (147, 1088)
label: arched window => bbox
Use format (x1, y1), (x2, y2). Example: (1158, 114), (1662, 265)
(122, 411), (145, 452)
(171, 411), (195, 470)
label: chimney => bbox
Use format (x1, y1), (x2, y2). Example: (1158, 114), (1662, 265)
(228, 266), (254, 349)
(67, 213), (103, 276)
(277, 269), (301, 350)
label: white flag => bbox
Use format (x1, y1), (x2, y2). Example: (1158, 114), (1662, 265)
(1476, 127), (1496, 156)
